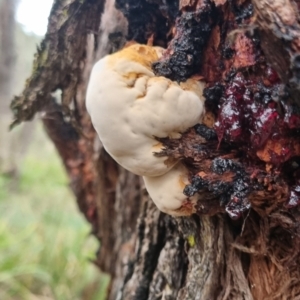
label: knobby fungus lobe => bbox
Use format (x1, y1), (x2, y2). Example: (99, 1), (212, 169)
(86, 44), (206, 216)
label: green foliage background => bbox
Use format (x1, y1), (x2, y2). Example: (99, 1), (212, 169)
(0, 125), (109, 300)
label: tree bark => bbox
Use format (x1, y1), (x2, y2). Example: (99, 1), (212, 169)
(11, 0), (300, 299)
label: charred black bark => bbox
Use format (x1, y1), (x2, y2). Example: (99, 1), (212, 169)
(153, 1), (217, 82)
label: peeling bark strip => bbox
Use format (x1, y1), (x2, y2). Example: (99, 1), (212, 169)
(10, 0), (300, 299)
(10, 0), (105, 127)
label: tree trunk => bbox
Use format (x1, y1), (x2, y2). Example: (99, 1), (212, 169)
(0, 0), (18, 174)
(0, 0), (34, 177)
(11, 0), (300, 299)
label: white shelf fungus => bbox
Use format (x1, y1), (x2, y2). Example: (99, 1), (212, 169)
(86, 44), (206, 216)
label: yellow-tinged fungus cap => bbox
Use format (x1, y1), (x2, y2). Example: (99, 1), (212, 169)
(86, 44), (206, 215)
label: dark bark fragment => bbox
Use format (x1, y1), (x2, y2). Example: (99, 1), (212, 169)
(153, 0), (217, 81)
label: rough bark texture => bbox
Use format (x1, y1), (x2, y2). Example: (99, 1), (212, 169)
(11, 0), (300, 299)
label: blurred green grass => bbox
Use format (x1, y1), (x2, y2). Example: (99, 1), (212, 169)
(0, 124), (109, 300)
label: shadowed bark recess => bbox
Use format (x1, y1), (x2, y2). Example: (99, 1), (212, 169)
(10, 0), (300, 299)
(252, 0), (300, 107)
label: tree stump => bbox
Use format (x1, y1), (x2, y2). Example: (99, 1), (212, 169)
(11, 0), (300, 299)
